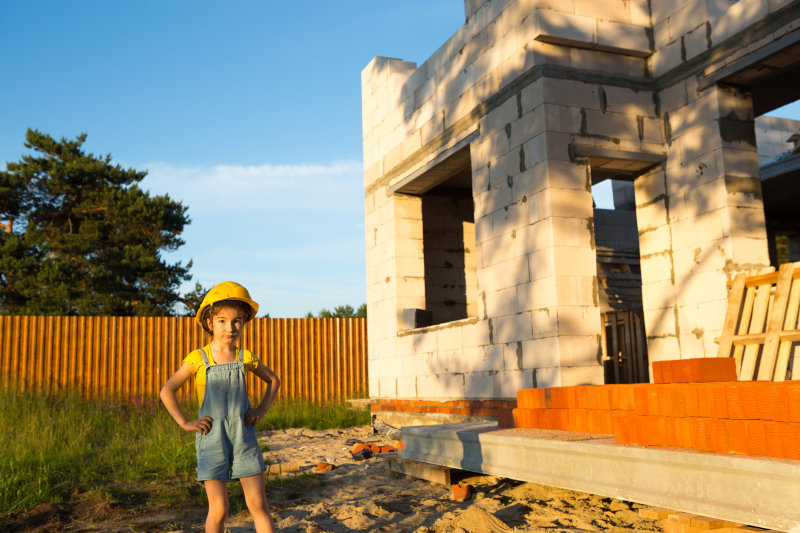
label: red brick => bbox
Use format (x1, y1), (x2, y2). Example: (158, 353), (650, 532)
(610, 385), (637, 411)
(368, 443), (382, 453)
(657, 386), (674, 417)
(353, 444), (370, 453)
(452, 484), (475, 502)
(692, 357), (737, 382)
(662, 361), (674, 383)
(672, 360), (693, 383)
(692, 418), (713, 451)
(497, 408), (514, 428)
(633, 385), (649, 416)
(551, 388), (568, 409)
(747, 420), (769, 456)
(710, 419), (730, 454)
(675, 417), (693, 448)
(765, 421), (785, 458)
(380, 446), (396, 453)
(317, 462), (335, 472)
(759, 384), (791, 422)
(729, 420), (750, 455)
(647, 386), (661, 416)
(725, 384), (747, 419)
(576, 386), (590, 409)
(697, 385), (715, 417)
(570, 409), (589, 432)
(565, 387), (580, 409)
(787, 383), (800, 422)
(612, 412), (630, 443)
(665, 416), (680, 447)
(652, 361), (664, 384)
(741, 382), (770, 419)
(396, 441), (404, 451)
(782, 423), (800, 460)
(709, 384), (730, 419)
(671, 385), (688, 417)
(518, 388), (551, 409)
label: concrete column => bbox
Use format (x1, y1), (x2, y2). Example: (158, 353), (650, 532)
(363, 57), (418, 399)
(637, 83), (770, 371)
(612, 180), (636, 210)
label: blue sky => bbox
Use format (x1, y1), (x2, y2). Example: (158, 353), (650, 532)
(2, 2), (799, 316)
(0, 1), (465, 317)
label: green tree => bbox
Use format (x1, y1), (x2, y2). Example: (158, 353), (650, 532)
(0, 129), (197, 316)
(305, 303), (366, 319)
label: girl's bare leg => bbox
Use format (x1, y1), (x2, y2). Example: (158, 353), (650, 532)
(240, 473), (275, 533)
(204, 480), (229, 533)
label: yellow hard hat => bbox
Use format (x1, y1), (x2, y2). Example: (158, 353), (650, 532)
(195, 281), (259, 326)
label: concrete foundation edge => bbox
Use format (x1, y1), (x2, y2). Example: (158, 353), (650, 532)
(400, 423), (800, 533)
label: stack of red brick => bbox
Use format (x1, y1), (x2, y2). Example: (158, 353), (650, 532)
(499, 357), (800, 461)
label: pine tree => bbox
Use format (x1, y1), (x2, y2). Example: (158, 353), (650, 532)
(0, 129), (198, 316)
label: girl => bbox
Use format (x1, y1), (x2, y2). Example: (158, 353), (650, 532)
(160, 281), (280, 533)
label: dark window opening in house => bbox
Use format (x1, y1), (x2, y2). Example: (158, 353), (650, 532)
(419, 156), (477, 327)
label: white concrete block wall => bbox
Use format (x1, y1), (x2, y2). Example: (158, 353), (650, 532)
(636, 83), (770, 371)
(363, 0), (793, 402)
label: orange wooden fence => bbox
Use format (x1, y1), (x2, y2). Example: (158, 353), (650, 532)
(0, 316), (367, 402)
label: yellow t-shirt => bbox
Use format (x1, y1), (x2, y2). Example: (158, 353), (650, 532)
(183, 345), (260, 407)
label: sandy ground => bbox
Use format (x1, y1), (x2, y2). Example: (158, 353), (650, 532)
(226, 426), (662, 533)
(6, 426), (664, 533)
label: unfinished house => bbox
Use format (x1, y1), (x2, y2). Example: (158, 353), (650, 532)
(363, 0), (800, 427)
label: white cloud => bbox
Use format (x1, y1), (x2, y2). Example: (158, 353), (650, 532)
(142, 160), (365, 213)
(138, 160), (367, 317)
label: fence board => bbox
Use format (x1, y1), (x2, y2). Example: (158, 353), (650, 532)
(0, 317), (368, 401)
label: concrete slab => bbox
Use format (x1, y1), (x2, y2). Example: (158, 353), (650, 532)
(400, 422), (800, 532)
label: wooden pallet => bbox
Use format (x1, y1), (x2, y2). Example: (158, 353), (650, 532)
(715, 263), (800, 381)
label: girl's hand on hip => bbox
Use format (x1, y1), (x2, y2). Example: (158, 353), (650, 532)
(244, 407), (266, 427)
(182, 416), (213, 435)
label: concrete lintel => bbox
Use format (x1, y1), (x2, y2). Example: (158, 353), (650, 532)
(400, 422), (800, 532)
(698, 30), (800, 92)
(571, 145), (666, 164)
(389, 129), (479, 196)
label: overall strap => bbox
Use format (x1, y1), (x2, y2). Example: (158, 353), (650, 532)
(198, 347), (211, 367)
(237, 348), (245, 363)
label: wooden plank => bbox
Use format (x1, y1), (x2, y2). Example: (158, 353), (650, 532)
(716, 273), (747, 358)
(740, 283), (772, 381)
(775, 271), (800, 381)
(758, 263), (795, 381)
(689, 516), (741, 530)
(384, 458), (452, 485)
(732, 286), (756, 377)
(668, 513), (698, 524)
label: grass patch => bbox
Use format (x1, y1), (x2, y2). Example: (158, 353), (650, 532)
(256, 396), (371, 431)
(0, 388), (368, 514)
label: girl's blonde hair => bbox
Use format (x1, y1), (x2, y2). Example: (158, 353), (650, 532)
(200, 300), (253, 335)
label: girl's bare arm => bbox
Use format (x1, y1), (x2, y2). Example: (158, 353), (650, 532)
(160, 363), (212, 434)
(244, 363), (281, 426)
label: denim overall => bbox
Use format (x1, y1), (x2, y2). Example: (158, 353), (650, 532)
(195, 348), (266, 481)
